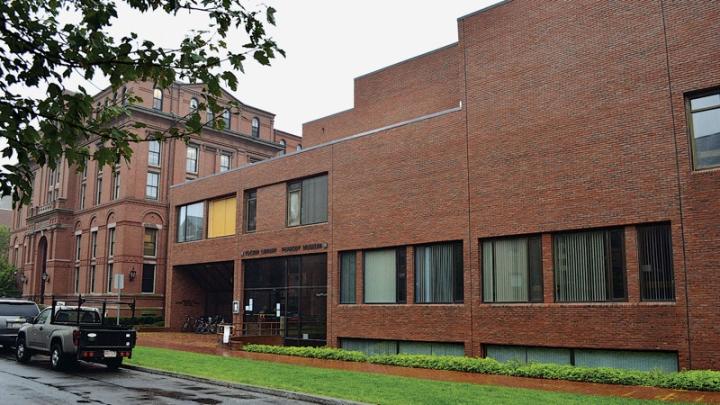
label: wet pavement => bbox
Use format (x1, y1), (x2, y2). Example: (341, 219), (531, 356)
(0, 351), (313, 404)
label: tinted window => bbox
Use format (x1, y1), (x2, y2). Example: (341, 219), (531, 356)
(54, 310), (100, 324)
(0, 302), (39, 317)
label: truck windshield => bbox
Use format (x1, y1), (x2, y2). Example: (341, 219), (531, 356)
(55, 310), (101, 324)
(0, 303), (39, 317)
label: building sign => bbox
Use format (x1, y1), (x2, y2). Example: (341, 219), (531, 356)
(241, 242), (328, 257)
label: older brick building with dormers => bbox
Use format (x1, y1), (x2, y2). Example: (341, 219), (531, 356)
(9, 81), (300, 317)
(165, 0), (720, 371)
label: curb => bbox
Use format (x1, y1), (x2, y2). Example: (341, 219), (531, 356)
(121, 364), (368, 405)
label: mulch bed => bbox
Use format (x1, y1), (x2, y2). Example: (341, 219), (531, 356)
(137, 332), (720, 404)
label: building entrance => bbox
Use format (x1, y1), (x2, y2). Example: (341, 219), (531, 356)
(243, 254), (326, 346)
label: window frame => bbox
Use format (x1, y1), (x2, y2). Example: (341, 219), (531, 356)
(144, 228), (158, 258)
(285, 174), (328, 227)
(90, 230), (97, 259)
(251, 117), (260, 138)
(222, 109), (231, 130)
(95, 175), (102, 205)
(482, 235), (543, 304)
(189, 97), (198, 112)
(219, 153), (231, 172)
(148, 140), (161, 167)
(186, 144), (199, 174)
(111, 167), (120, 200)
(686, 88), (720, 171)
(414, 241), (464, 304)
(363, 247), (407, 304)
(141, 263), (155, 294)
(553, 227), (627, 303)
(107, 227), (116, 258)
(146, 171), (160, 200)
(177, 201), (205, 243)
(339, 251), (357, 304)
(244, 189), (257, 233)
(637, 223), (675, 302)
(152, 88), (163, 110)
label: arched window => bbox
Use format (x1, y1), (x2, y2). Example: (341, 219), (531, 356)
(190, 98), (198, 112)
(222, 109), (231, 129)
(279, 139), (286, 155)
(296, 144), (302, 152)
(152, 88), (163, 110)
(251, 117), (260, 138)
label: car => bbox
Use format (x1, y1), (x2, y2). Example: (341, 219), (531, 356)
(0, 299), (40, 350)
(16, 297), (137, 371)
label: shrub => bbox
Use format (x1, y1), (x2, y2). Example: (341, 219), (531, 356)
(241, 344), (720, 392)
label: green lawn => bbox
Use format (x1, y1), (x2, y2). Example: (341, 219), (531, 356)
(126, 347), (670, 405)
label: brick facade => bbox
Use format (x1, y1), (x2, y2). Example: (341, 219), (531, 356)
(10, 81), (299, 317)
(165, 0), (720, 370)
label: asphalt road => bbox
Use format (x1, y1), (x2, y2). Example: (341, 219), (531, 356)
(0, 350), (312, 404)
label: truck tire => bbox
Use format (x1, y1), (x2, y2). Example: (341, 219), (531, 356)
(15, 337), (31, 363)
(104, 357), (123, 371)
(50, 342), (67, 371)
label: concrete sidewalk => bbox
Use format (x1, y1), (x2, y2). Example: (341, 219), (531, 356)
(137, 332), (720, 404)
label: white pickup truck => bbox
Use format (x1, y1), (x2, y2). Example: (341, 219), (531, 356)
(15, 298), (137, 371)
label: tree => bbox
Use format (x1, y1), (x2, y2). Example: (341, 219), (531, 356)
(0, 225), (19, 297)
(0, 0), (284, 206)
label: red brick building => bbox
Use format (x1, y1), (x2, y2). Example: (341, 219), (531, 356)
(165, 0), (720, 371)
(10, 81), (300, 318)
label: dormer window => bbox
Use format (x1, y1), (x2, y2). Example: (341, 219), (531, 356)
(152, 88), (163, 110)
(251, 117), (260, 138)
(190, 98), (198, 112)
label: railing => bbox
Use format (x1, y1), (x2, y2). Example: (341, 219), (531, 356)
(29, 198), (68, 217)
(242, 321), (282, 337)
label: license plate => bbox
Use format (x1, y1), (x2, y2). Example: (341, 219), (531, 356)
(103, 350), (117, 358)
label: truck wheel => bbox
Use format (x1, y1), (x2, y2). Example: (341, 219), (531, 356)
(50, 342), (67, 371)
(15, 337), (31, 363)
(104, 357), (123, 371)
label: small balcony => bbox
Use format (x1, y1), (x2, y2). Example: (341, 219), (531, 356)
(28, 198), (69, 218)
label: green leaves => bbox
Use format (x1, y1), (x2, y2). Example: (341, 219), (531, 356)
(0, 0), (284, 206)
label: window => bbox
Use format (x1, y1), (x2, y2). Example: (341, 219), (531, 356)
(74, 266), (80, 294)
(190, 97), (198, 112)
(245, 189), (257, 233)
(482, 236), (543, 303)
(251, 117), (260, 138)
(107, 227), (116, 257)
(339, 252), (356, 304)
(95, 177), (102, 205)
(177, 202), (205, 242)
(142, 263), (155, 293)
(206, 106), (214, 124)
(79, 183), (86, 210)
(111, 168), (120, 200)
(222, 109), (231, 129)
(415, 242), (464, 304)
(220, 154), (231, 172)
(121, 86), (127, 106)
(75, 234), (81, 260)
(287, 174), (328, 227)
(638, 223), (674, 301)
(152, 88), (163, 110)
(341, 339), (464, 357)
(106, 263), (113, 292)
(296, 144), (302, 151)
(82, 162), (88, 179)
(279, 139), (286, 155)
(148, 140), (160, 166)
(90, 231), (97, 259)
(554, 228), (626, 302)
(143, 228), (158, 257)
(208, 197), (236, 238)
(364, 248), (406, 304)
(146, 172), (159, 200)
(688, 91), (720, 169)
(186, 145), (198, 173)
(88, 265), (96, 293)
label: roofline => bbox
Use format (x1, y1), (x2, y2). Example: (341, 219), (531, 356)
(303, 107), (355, 126)
(175, 82), (277, 117)
(354, 42), (458, 81)
(273, 129), (302, 140)
(171, 101), (463, 190)
(457, 0), (512, 21)
(128, 105), (283, 150)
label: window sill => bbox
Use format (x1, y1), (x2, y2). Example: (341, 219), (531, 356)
(691, 166), (720, 175)
(286, 221), (329, 229)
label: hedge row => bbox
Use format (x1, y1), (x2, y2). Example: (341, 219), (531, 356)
(242, 344), (720, 392)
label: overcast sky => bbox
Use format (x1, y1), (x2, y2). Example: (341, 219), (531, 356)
(83, 1), (501, 135)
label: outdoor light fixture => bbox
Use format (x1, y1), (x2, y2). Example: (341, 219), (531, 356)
(21, 274), (27, 284)
(41, 272), (49, 283)
(129, 269), (137, 281)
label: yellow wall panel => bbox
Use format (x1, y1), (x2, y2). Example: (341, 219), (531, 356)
(208, 197), (236, 238)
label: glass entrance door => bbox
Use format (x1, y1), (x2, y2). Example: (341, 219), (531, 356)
(243, 254), (327, 345)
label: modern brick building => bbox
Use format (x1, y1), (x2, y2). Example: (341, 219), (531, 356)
(10, 81), (300, 317)
(165, 0), (720, 371)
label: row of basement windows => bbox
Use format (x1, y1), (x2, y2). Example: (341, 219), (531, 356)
(73, 227), (158, 294)
(339, 223), (675, 304)
(340, 339), (678, 372)
(176, 174), (329, 241)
